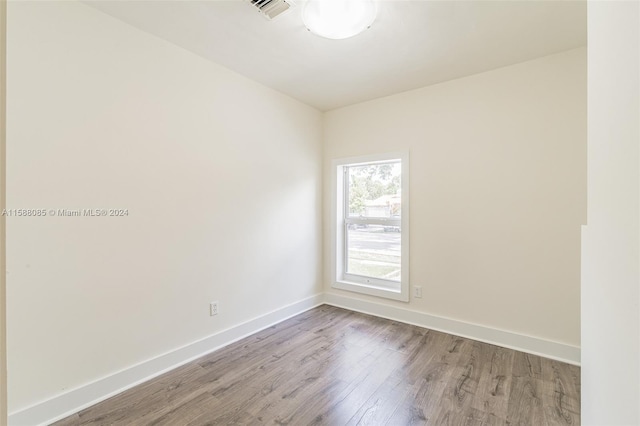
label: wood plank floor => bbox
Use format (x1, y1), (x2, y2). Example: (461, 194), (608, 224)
(53, 305), (580, 425)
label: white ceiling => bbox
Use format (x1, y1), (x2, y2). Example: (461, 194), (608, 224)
(85, 0), (586, 111)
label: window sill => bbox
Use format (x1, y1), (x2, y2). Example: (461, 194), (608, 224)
(333, 279), (409, 302)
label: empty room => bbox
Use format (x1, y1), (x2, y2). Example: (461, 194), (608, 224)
(0, 0), (638, 425)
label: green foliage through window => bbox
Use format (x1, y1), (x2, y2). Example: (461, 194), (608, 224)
(347, 162), (401, 217)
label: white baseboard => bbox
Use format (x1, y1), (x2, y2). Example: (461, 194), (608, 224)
(10, 292), (579, 425)
(8, 294), (324, 426)
(324, 293), (581, 366)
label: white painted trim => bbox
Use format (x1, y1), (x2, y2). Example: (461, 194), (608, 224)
(330, 151), (410, 302)
(9, 292), (580, 425)
(324, 293), (581, 366)
(8, 294), (324, 426)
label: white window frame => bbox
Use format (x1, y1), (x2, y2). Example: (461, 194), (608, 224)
(331, 152), (410, 302)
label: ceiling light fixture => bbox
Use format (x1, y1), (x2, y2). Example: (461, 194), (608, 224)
(302, 0), (377, 40)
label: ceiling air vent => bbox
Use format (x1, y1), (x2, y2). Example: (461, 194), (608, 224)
(250, 0), (294, 20)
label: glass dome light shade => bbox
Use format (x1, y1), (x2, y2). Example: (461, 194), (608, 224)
(302, 0), (377, 40)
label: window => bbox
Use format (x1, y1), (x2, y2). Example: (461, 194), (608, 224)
(332, 152), (409, 301)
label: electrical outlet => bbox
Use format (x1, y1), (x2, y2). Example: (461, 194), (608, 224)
(210, 301), (219, 316)
(413, 286), (422, 298)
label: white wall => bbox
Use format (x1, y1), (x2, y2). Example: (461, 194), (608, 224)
(582, 1), (640, 424)
(4, 0), (595, 420)
(324, 48), (586, 349)
(6, 1), (322, 414)
(1, 0), (7, 423)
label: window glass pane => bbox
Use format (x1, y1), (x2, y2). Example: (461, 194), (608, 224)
(346, 225), (401, 282)
(347, 162), (401, 218)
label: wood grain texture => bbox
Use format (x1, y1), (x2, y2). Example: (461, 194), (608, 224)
(52, 306), (580, 426)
